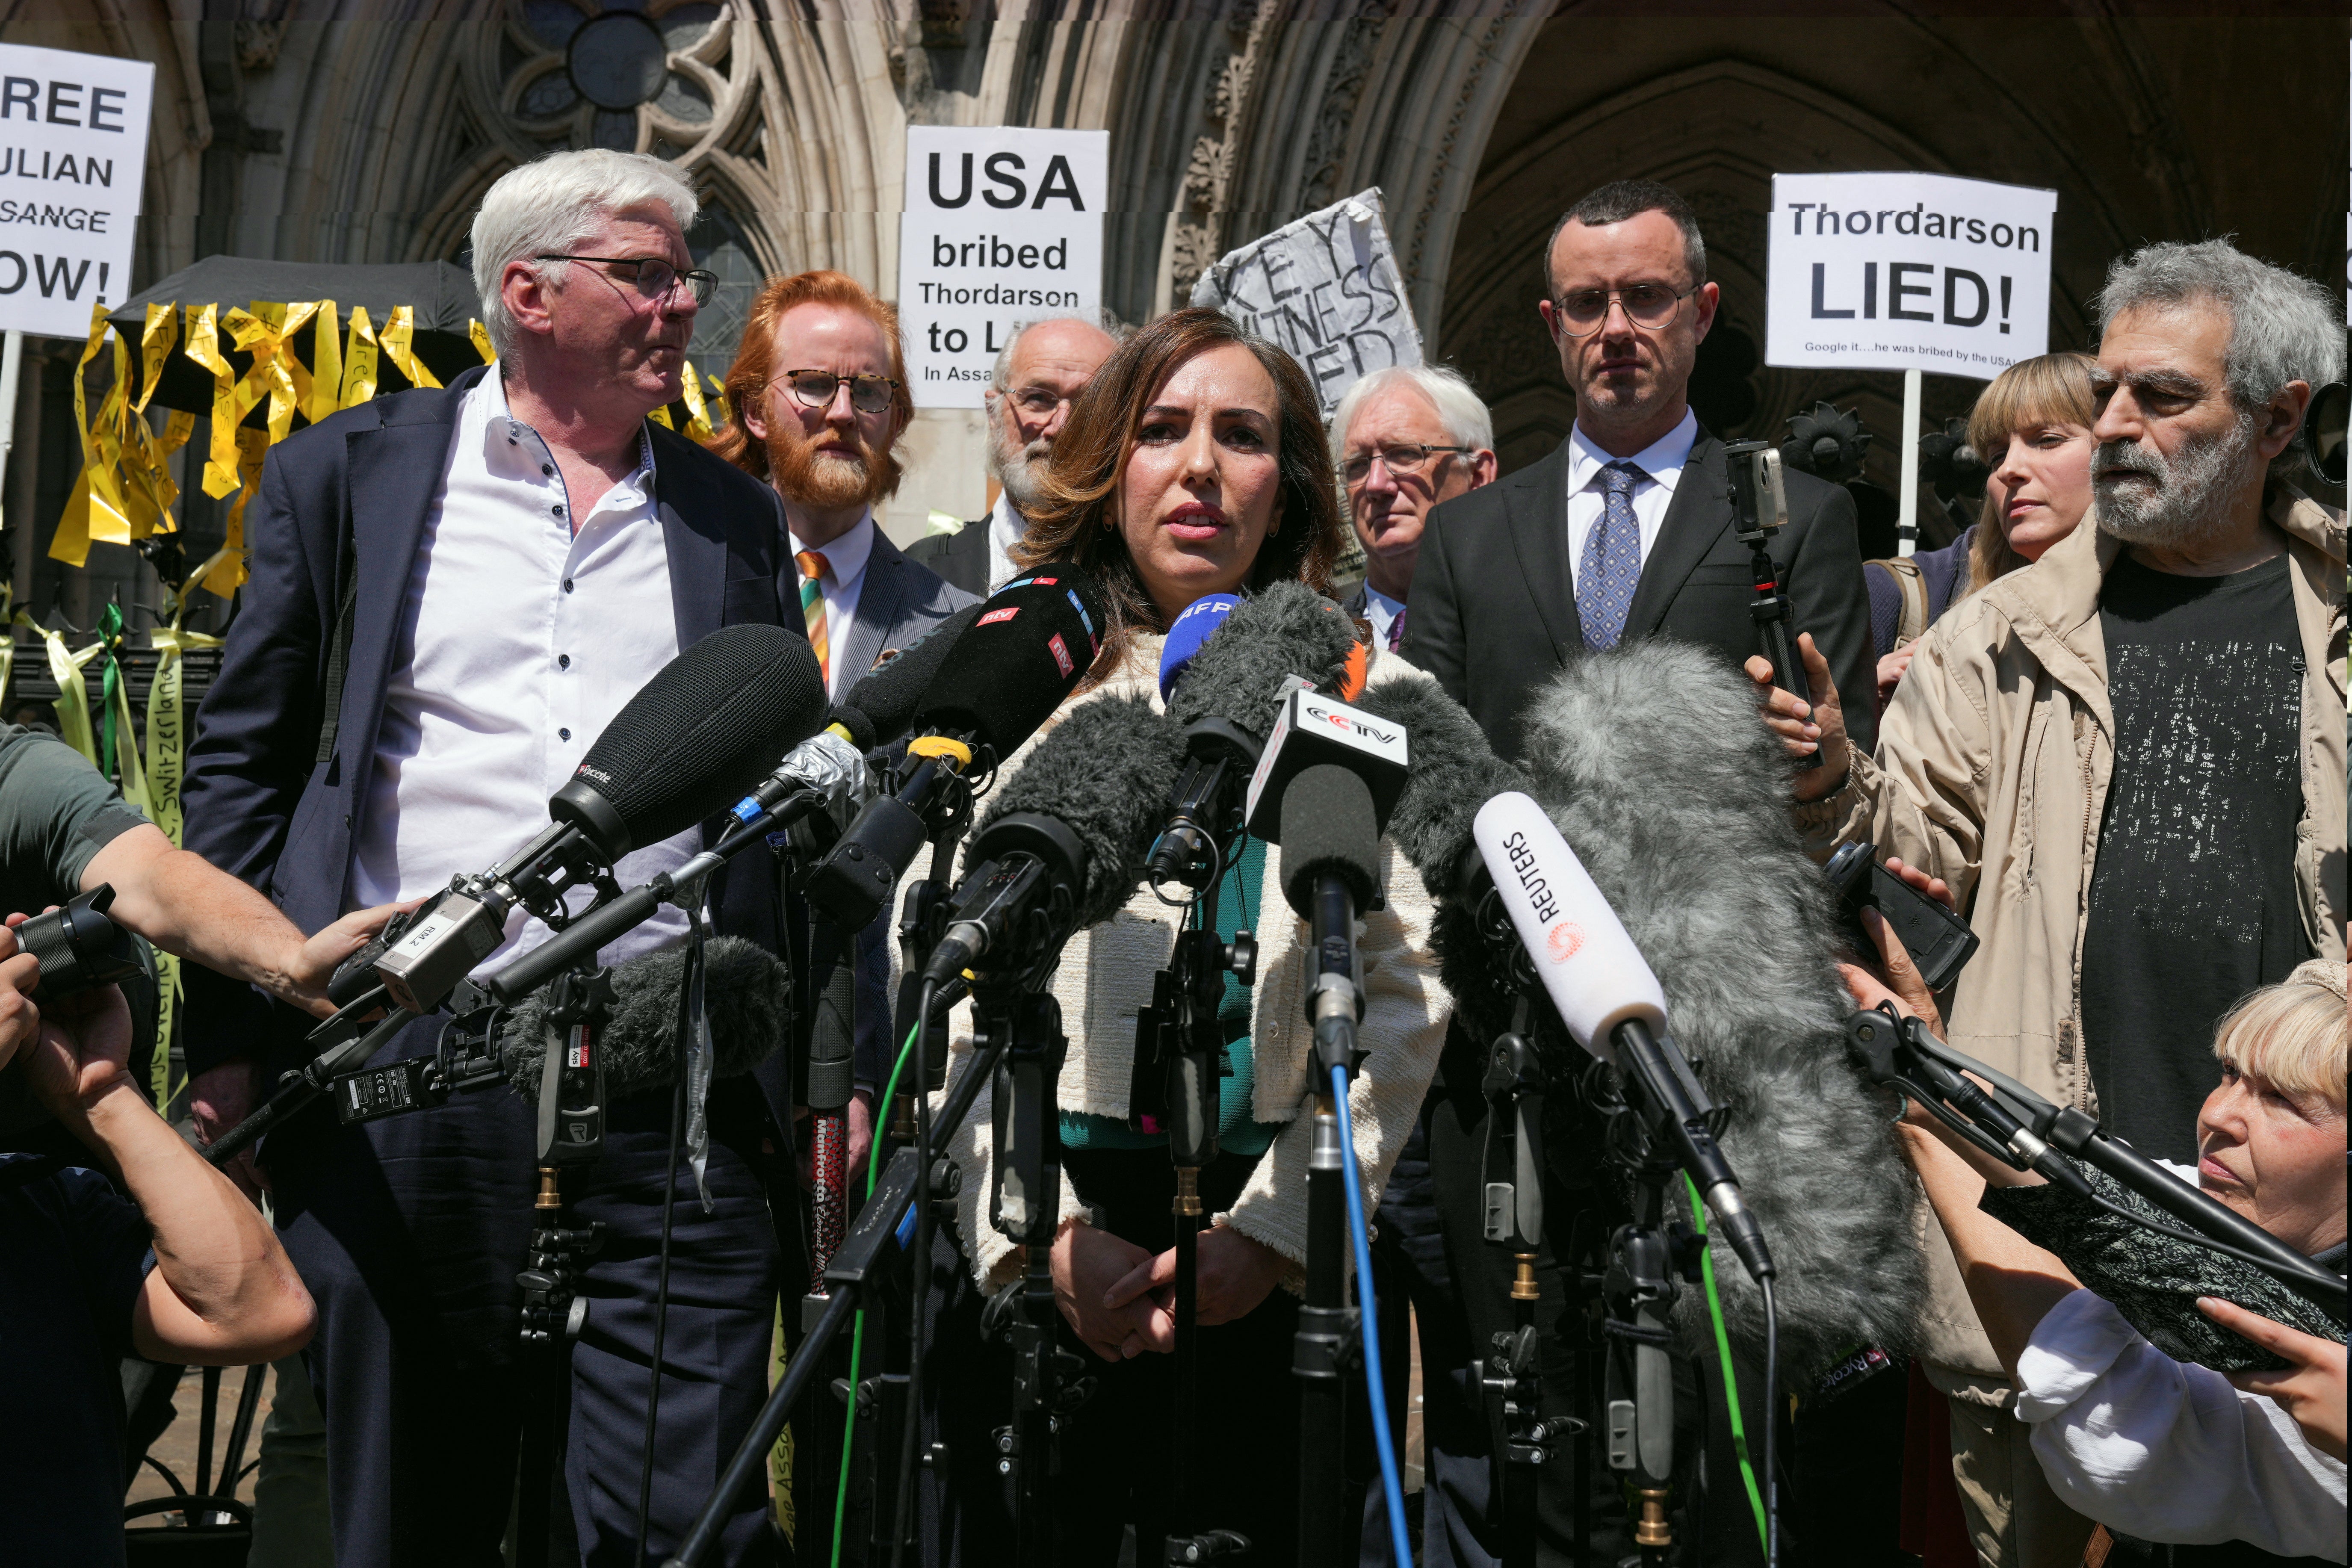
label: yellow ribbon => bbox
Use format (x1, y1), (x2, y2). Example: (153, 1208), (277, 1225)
(307, 301), (342, 425)
(470, 319), (496, 363)
(706, 369), (732, 438)
(134, 302), (177, 416)
(185, 303), (248, 500)
(145, 578), (223, 1113)
(680, 360), (715, 443)
(51, 305), (135, 567)
(199, 428), (270, 599)
(15, 611), (103, 765)
(224, 300), (324, 445)
(379, 306), (441, 390)
(341, 306), (380, 407)
(649, 405), (674, 430)
(0, 583), (12, 704)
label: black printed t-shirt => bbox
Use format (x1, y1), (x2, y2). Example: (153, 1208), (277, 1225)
(2080, 552), (2310, 1165)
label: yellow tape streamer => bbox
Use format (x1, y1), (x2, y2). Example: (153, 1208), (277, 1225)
(680, 360), (714, 443)
(185, 304), (244, 500)
(134, 301), (177, 415)
(0, 583), (13, 704)
(225, 301), (324, 444)
(470, 319), (496, 363)
(146, 574), (225, 1107)
(707, 369), (732, 437)
(341, 306), (380, 407)
(51, 305), (135, 566)
(15, 612), (103, 765)
(379, 306), (441, 390)
(307, 301), (341, 425)
(200, 429), (270, 599)
(649, 405), (674, 429)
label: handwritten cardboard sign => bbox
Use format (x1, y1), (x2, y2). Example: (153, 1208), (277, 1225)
(1191, 189), (1421, 418)
(1765, 171), (2056, 383)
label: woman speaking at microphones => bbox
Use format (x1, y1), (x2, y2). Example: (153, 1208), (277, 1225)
(918, 308), (1452, 1563)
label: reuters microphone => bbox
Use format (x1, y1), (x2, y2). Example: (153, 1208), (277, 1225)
(1472, 791), (1775, 1284)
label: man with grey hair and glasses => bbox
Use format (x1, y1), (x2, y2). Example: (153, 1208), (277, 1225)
(908, 312), (1123, 595)
(1332, 363), (1498, 653)
(181, 148), (801, 1565)
(1769, 237), (2346, 1568)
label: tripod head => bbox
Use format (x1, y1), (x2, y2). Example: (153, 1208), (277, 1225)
(1723, 439), (1791, 549)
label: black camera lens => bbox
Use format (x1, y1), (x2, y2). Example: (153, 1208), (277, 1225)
(18, 884), (143, 1001)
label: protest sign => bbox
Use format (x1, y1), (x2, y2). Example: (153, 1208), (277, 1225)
(1764, 171), (2055, 383)
(899, 126), (1106, 409)
(1191, 189), (1421, 418)
(0, 43), (152, 340)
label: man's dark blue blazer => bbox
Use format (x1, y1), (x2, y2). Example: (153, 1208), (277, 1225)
(181, 364), (805, 1125)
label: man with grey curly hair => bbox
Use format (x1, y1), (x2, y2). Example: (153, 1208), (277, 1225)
(1772, 235), (2345, 1568)
(181, 147), (799, 1565)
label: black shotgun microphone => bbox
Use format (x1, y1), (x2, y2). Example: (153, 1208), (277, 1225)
(362, 626), (828, 1015)
(806, 567), (1107, 934)
(830, 599), (987, 750)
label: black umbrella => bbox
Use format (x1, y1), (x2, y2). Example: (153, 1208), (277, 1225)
(106, 256), (489, 422)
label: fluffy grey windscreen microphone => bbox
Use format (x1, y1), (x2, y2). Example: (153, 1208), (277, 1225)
(503, 935), (792, 1105)
(1351, 673), (1533, 902)
(971, 692), (1188, 930)
(1519, 640), (1928, 1375)
(1164, 580), (1359, 734)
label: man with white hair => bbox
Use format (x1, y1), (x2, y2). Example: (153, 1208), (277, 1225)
(1332, 363), (1498, 650)
(1770, 237), (2346, 1568)
(907, 313), (1123, 594)
(181, 149), (800, 1565)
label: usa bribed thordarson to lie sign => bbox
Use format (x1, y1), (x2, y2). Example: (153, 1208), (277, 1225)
(0, 42), (153, 341)
(1765, 171), (2056, 383)
(898, 126), (1108, 410)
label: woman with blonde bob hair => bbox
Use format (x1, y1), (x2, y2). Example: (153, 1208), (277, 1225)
(923, 309), (1450, 1561)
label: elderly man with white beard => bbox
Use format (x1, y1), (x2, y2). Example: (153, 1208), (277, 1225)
(1756, 236), (2346, 1568)
(907, 313), (1124, 595)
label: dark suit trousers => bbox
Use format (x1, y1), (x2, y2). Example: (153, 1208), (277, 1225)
(1425, 1026), (1783, 1566)
(267, 1015), (781, 1568)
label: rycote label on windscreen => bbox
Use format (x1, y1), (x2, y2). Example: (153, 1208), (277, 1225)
(898, 127), (1107, 410)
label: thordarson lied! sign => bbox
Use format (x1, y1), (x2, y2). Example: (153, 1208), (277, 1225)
(0, 42), (152, 340)
(898, 126), (1107, 410)
(1764, 171), (2056, 384)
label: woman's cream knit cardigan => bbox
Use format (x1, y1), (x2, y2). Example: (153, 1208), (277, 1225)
(930, 631), (1454, 1292)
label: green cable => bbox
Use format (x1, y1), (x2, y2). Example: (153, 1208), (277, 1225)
(1685, 1172), (1769, 1553)
(827, 1019), (922, 1567)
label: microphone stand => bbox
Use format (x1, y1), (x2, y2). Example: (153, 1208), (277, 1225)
(1294, 875), (1365, 1568)
(1599, 1131), (1684, 1568)
(1478, 997), (1559, 1568)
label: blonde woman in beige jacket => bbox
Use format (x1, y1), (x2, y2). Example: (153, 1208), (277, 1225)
(921, 310), (1451, 1562)
(1756, 243), (2347, 1568)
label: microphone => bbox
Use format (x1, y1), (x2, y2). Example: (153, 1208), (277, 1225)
(1278, 764), (1386, 1077)
(500, 935), (792, 1107)
(1472, 792), (1773, 1282)
(921, 693), (1186, 987)
(1147, 583), (1359, 891)
(1349, 672), (1531, 902)
(366, 626), (828, 1015)
(806, 567), (1107, 934)
(831, 598), (987, 750)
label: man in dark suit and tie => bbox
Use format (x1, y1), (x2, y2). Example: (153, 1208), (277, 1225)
(181, 150), (803, 1565)
(1400, 180), (1872, 1565)
(1402, 179), (1874, 764)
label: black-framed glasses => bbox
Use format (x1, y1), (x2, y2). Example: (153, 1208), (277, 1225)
(1551, 282), (1698, 336)
(1340, 443), (1471, 485)
(774, 369), (902, 414)
(535, 254), (719, 307)
(1006, 386), (1073, 417)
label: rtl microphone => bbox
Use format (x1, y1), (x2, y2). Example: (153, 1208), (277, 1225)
(921, 693), (1185, 988)
(805, 567), (1106, 934)
(829, 598), (987, 751)
(366, 626), (828, 1015)
(1471, 791), (1775, 1283)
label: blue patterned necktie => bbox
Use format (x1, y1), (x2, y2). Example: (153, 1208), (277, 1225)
(1578, 460), (1645, 650)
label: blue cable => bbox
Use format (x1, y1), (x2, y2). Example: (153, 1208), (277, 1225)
(1331, 1063), (1414, 1568)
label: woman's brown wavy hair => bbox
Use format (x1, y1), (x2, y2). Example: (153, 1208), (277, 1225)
(1013, 307), (1343, 678)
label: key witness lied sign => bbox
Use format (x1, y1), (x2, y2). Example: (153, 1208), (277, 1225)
(0, 43), (153, 340)
(1764, 171), (2055, 382)
(899, 126), (1107, 410)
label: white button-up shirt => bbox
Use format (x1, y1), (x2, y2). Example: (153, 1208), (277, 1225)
(1564, 408), (1698, 575)
(1359, 582), (1406, 650)
(986, 492), (1028, 594)
(349, 372), (697, 972)
(791, 511), (875, 701)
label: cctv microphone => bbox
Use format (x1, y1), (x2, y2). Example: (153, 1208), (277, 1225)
(922, 693), (1186, 988)
(1472, 791), (1774, 1283)
(367, 626), (827, 1016)
(806, 567), (1107, 935)
(1278, 764), (1388, 1078)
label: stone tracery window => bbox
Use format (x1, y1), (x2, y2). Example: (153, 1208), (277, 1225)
(501, 0), (730, 157)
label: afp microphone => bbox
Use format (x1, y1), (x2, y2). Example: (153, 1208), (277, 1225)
(806, 567), (1107, 933)
(1473, 791), (1774, 1284)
